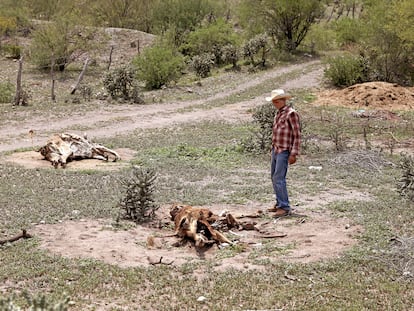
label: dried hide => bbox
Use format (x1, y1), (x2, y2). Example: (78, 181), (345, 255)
(170, 204), (233, 248)
(38, 133), (120, 168)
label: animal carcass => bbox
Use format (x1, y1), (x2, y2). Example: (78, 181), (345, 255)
(38, 133), (120, 168)
(170, 203), (233, 248)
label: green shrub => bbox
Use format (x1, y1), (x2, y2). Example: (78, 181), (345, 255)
(133, 43), (184, 89)
(179, 18), (239, 65)
(0, 16), (17, 36)
(324, 54), (366, 87)
(0, 81), (14, 103)
(242, 34), (269, 67)
(2, 44), (21, 59)
(221, 44), (240, 69)
(333, 17), (362, 47)
(303, 22), (337, 52)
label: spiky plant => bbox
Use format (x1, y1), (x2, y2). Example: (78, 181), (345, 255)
(118, 166), (159, 223)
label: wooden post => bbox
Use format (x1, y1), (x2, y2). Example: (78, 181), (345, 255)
(14, 56), (23, 106)
(51, 56), (56, 102)
(108, 45), (114, 70)
(70, 58), (90, 95)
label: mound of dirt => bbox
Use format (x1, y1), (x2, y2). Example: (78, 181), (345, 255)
(316, 82), (414, 110)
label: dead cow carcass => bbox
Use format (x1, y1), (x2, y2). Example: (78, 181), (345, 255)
(38, 133), (120, 168)
(170, 203), (233, 248)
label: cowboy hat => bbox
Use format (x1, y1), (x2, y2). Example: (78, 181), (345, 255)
(265, 89), (291, 101)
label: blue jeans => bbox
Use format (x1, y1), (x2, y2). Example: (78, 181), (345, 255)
(271, 149), (290, 211)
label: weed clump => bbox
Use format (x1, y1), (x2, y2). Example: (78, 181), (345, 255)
(0, 293), (71, 311)
(397, 153), (414, 201)
(241, 102), (276, 153)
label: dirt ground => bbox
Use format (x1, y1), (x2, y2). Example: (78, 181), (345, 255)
(1, 29), (413, 269)
(317, 81), (414, 111)
(30, 194), (367, 270)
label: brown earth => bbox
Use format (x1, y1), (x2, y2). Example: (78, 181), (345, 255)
(31, 192), (368, 270)
(317, 81), (414, 111)
(1, 30), (412, 269)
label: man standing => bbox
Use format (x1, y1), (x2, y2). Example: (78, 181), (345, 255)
(266, 89), (301, 217)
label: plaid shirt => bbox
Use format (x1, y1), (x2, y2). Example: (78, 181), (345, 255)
(272, 105), (301, 156)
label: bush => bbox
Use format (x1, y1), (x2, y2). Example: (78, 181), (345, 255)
(0, 81), (14, 103)
(333, 17), (363, 47)
(242, 34), (269, 67)
(179, 18), (239, 65)
(303, 22), (337, 52)
(103, 66), (142, 102)
(221, 44), (240, 69)
(189, 53), (214, 78)
(2, 44), (21, 59)
(0, 16), (17, 36)
(241, 102), (276, 153)
(133, 43), (184, 89)
(324, 54), (366, 87)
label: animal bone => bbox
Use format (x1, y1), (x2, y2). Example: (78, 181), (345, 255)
(38, 132), (120, 168)
(170, 203), (232, 248)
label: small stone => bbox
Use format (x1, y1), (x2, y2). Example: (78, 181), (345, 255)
(197, 296), (207, 302)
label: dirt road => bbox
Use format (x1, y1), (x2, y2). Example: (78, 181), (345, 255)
(0, 60), (323, 152)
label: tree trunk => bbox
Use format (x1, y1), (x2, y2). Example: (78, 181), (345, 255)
(14, 57), (23, 106)
(70, 58), (90, 95)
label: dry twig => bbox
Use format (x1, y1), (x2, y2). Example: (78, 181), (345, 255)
(0, 229), (32, 245)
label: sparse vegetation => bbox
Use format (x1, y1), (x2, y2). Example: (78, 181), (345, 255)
(0, 1), (413, 310)
(398, 153), (414, 201)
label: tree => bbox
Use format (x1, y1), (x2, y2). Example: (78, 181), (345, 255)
(29, 16), (97, 72)
(179, 18), (239, 65)
(0, 0), (30, 43)
(151, 0), (214, 47)
(88, 0), (153, 32)
(358, 0), (414, 85)
(238, 0), (325, 52)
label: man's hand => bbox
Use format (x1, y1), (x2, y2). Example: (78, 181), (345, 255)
(288, 155), (297, 165)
